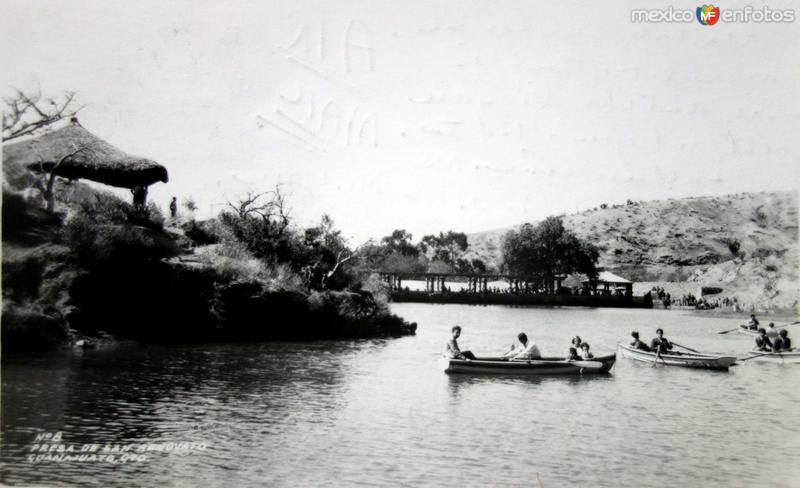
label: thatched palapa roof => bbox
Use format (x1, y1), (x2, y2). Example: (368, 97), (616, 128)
(2, 118), (168, 189)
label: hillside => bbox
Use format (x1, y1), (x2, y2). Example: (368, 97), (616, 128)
(465, 192), (799, 311)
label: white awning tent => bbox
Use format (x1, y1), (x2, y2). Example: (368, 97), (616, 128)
(581, 271), (632, 285)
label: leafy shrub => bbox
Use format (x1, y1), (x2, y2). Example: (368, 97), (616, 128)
(721, 236), (741, 256)
(62, 214), (179, 265)
(752, 207), (768, 227)
(182, 219), (222, 246)
(751, 248), (773, 259)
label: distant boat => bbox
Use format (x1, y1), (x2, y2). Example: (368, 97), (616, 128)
(441, 354), (616, 375)
(617, 343), (736, 370)
(737, 325), (779, 338)
(743, 350), (800, 364)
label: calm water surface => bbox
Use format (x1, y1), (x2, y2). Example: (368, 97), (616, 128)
(2, 305), (799, 487)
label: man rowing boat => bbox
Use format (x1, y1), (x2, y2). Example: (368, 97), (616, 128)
(754, 328), (773, 352)
(650, 328), (673, 354)
(773, 329), (793, 352)
(503, 332), (542, 360)
(746, 314), (760, 330)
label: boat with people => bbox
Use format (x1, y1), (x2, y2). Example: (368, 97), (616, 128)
(442, 354), (617, 375)
(737, 325), (779, 338)
(742, 350), (800, 364)
(617, 343), (737, 370)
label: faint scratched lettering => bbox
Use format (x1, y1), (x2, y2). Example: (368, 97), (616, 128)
(344, 20), (374, 73)
(257, 88), (377, 151)
(262, 19), (378, 149)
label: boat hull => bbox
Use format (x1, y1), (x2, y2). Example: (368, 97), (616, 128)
(737, 325), (779, 338)
(617, 344), (736, 370)
(744, 351), (800, 364)
(443, 354), (616, 375)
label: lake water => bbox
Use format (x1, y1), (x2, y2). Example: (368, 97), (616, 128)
(2, 304), (799, 487)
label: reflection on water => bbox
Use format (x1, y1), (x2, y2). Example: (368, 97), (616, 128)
(3, 305), (800, 487)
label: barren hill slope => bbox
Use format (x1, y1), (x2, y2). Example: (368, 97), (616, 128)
(465, 192), (799, 310)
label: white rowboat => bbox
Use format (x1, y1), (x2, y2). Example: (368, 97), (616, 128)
(737, 325), (779, 338)
(743, 350), (800, 364)
(442, 354), (616, 375)
(617, 343), (736, 370)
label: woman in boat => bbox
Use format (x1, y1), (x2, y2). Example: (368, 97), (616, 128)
(629, 331), (651, 351)
(773, 329), (792, 352)
(566, 347), (580, 361)
(503, 333), (542, 360)
(650, 328), (673, 354)
(567, 336), (584, 359)
(579, 342), (594, 359)
(754, 328), (773, 352)
(444, 325), (476, 360)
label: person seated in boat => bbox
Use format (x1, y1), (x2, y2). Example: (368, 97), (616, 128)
(571, 335), (583, 349)
(773, 329), (792, 352)
(650, 328), (674, 354)
(579, 342), (594, 359)
(767, 322), (778, 336)
(503, 332), (542, 360)
(629, 331), (651, 351)
(754, 328), (773, 352)
(747, 314), (759, 330)
(444, 325), (477, 360)
(566, 347), (580, 361)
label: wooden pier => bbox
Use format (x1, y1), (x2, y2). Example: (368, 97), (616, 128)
(378, 272), (651, 308)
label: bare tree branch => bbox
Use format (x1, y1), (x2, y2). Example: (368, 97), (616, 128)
(2, 88), (83, 141)
(30, 142), (92, 212)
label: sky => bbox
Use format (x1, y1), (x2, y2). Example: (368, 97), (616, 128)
(2, 0), (799, 243)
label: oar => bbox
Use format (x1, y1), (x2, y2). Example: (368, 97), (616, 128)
(719, 320), (800, 334)
(652, 349), (667, 367)
(672, 342), (701, 354)
(738, 350), (774, 362)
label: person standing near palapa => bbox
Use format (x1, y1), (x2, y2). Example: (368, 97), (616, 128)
(169, 196), (178, 218)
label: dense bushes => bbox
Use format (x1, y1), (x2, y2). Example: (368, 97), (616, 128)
(1, 307), (67, 352)
(2, 184), (416, 350)
(61, 190), (180, 265)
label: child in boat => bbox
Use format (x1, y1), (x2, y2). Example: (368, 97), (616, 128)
(444, 325), (476, 360)
(503, 332), (542, 360)
(773, 329), (792, 352)
(630, 331), (651, 351)
(580, 342), (594, 359)
(754, 328), (773, 351)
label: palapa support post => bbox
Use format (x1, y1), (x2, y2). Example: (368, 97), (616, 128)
(132, 185), (148, 207)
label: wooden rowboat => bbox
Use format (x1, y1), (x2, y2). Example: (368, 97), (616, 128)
(442, 354), (616, 375)
(617, 343), (736, 370)
(737, 325), (779, 338)
(743, 350), (800, 364)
